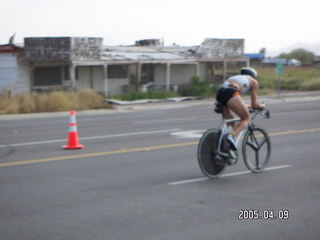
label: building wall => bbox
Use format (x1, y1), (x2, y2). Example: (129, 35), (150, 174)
(0, 53), (30, 94)
(197, 38), (244, 58)
(171, 64), (198, 85)
(154, 63), (198, 89)
(76, 65), (130, 95)
(24, 37), (102, 62)
(198, 62), (209, 81)
(0, 53), (18, 94)
(108, 78), (130, 95)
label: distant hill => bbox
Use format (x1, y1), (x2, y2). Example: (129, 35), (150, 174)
(267, 42), (320, 57)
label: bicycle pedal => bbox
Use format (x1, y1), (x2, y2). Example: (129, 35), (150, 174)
(227, 150), (238, 165)
(219, 152), (230, 158)
(230, 150), (237, 159)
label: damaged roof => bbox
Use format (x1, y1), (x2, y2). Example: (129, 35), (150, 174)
(101, 45), (197, 62)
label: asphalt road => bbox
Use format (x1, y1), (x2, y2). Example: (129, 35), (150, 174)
(1, 98), (320, 240)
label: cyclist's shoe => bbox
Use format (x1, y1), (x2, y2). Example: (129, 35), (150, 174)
(226, 134), (237, 151)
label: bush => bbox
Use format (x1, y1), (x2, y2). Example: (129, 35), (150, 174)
(111, 90), (178, 101)
(179, 76), (217, 97)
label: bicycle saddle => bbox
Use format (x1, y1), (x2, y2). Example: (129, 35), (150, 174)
(214, 102), (223, 114)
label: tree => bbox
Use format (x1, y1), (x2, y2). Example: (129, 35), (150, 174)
(278, 48), (315, 64)
(259, 48), (266, 55)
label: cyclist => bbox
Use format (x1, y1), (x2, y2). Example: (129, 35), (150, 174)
(216, 67), (265, 150)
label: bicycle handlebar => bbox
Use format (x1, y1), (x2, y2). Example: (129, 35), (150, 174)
(249, 108), (270, 120)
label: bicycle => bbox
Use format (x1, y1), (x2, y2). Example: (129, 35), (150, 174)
(197, 102), (271, 178)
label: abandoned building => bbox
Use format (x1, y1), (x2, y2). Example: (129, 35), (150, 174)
(0, 37), (249, 96)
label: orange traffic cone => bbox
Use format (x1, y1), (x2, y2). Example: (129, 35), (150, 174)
(63, 110), (84, 149)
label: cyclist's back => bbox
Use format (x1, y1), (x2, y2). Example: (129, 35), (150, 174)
(222, 75), (250, 94)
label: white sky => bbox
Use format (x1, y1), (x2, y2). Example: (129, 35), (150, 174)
(1, 0), (320, 54)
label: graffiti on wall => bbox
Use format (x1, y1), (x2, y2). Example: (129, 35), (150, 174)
(24, 37), (102, 61)
(196, 38), (244, 58)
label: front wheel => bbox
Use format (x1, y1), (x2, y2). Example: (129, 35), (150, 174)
(242, 126), (271, 173)
(197, 129), (228, 178)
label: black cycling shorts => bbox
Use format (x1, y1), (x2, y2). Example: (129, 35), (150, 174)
(216, 87), (240, 106)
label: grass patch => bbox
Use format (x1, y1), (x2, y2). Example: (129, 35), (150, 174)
(255, 65), (320, 91)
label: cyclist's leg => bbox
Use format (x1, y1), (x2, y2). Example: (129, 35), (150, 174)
(227, 95), (250, 136)
(217, 88), (237, 129)
(222, 106), (235, 128)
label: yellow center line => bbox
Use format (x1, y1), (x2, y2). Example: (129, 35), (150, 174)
(0, 142), (198, 168)
(268, 128), (320, 136)
(0, 127), (319, 168)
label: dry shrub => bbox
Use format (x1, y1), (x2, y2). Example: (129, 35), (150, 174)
(45, 91), (76, 112)
(301, 77), (320, 90)
(18, 92), (38, 113)
(0, 89), (111, 114)
(33, 93), (50, 112)
(76, 89), (106, 110)
(0, 95), (20, 114)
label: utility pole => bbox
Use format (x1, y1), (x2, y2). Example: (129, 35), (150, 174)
(276, 62), (284, 98)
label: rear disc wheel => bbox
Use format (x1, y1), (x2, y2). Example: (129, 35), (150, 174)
(198, 129), (227, 178)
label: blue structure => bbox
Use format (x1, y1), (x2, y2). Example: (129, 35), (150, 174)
(244, 53), (265, 60)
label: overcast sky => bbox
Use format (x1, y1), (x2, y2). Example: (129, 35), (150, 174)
(1, 0), (319, 55)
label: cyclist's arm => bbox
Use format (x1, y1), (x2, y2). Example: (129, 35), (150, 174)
(249, 78), (264, 109)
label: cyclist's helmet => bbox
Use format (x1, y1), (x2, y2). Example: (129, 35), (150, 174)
(241, 67), (258, 79)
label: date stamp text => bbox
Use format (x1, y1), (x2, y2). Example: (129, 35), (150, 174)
(238, 209), (289, 220)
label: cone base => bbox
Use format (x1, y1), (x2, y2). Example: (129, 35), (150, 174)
(62, 144), (85, 150)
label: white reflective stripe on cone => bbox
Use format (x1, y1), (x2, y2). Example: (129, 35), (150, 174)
(69, 126), (78, 132)
(69, 115), (76, 124)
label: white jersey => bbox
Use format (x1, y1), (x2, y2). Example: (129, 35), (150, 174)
(222, 75), (251, 94)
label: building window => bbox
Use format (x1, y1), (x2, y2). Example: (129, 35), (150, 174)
(107, 65), (128, 78)
(34, 67), (62, 86)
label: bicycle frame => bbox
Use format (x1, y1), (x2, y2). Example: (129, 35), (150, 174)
(216, 109), (270, 158)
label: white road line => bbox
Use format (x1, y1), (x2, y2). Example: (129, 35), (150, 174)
(135, 117), (196, 124)
(168, 165), (292, 186)
(170, 130), (204, 139)
(0, 128), (181, 148)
